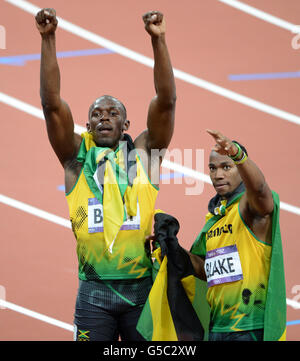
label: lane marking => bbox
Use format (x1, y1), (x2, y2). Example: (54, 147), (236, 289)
(0, 297), (298, 335)
(0, 299), (74, 332)
(279, 202), (300, 217)
(0, 91), (84, 135)
(218, 0), (299, 33)
(1, 91), (299, 216)
(4, 0), (300, 127)
(0, 48), (114, 66)
(0, 194), (71, 229)
(286, 319), (300, 326)
(229, 71), (300, 81)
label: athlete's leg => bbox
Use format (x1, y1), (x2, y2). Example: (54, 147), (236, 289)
(74, 280), (119, 341)
(111, 277), (152, 341)
(118, 304), (146, 341)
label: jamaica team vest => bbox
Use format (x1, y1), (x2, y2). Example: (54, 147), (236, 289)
(66, 153), (158, 281)
(203, 200), (271, 332)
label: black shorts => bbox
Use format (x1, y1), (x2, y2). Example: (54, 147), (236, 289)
(73, 277), (152, 341)
(208, 329), (264, 341)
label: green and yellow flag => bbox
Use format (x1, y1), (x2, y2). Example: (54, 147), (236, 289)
(137, 213), (210, 341)
(77, 132), (138, 253)
(263, 191), (286, 341)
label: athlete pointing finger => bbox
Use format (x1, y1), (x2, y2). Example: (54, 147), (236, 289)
(189, 130), (286, 341)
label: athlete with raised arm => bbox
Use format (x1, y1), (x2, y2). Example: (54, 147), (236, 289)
(35, 8), (176, 341)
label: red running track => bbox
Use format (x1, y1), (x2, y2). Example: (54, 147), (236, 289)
(0, 0), (300, 340)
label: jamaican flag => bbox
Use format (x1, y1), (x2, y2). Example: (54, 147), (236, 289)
(136, 212), (210, 341)
(264, 191), (286, 341)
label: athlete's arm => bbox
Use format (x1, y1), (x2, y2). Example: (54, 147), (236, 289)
(188, 252), (207, 281)
(207, 129), (274, 222)
(135, 11), (176, 154)
(36, 8), (81, 167)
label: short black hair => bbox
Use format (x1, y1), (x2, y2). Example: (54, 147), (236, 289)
(88, 95), (127, 120)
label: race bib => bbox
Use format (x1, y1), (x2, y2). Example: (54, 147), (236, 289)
(205, 244), (243, 287)
(88, 198), (141, 233)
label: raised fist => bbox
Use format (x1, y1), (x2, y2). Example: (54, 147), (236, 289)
(143, 11), (166, 37)
(35, 8), (58, 36)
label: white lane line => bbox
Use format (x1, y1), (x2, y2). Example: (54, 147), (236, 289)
(0, 92), (83, 135)
(162, 159), (212, 184)
(4, 0), (300, 126)
(280, 202), (300, 217)
(218, 0), (299, 33)
(0, 296), (298, 334)
(1, 91), (300, 217)
(0, 194), (71, 229)
(0, 299), (74, 332)
(172, 69), (300, 126)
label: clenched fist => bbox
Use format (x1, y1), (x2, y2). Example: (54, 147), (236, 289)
(35, 8), (58, 36)
(143, 11), (166, 38)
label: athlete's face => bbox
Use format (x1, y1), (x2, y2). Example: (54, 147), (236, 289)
(209, 151), (242, 197)
(87, 96), (130, 149)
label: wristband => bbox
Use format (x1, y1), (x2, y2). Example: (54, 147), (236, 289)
(229, 142), (242, 160)
(234, 151), (248, 165)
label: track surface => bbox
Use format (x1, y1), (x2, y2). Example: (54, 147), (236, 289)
(0, 0), (300, 340)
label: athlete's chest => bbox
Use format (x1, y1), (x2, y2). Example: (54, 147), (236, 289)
(205, 205), (242, 249)
(204, 205), (244, 287)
